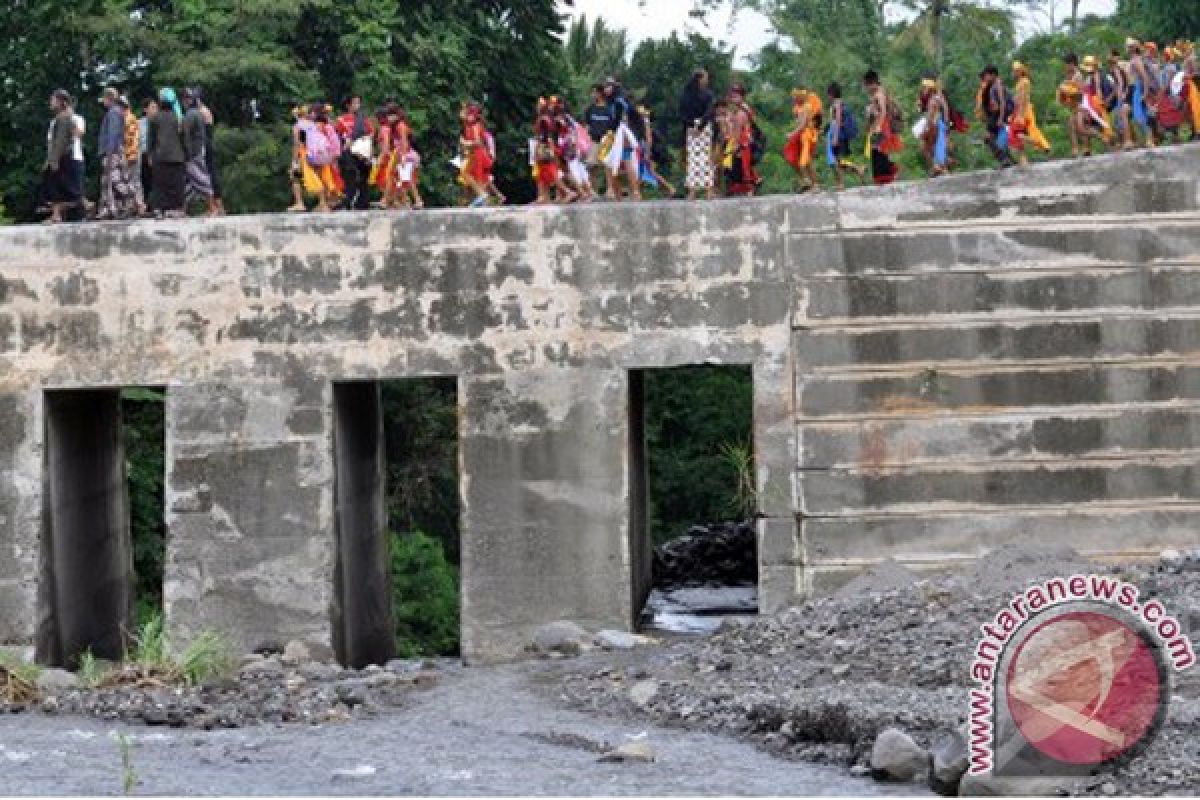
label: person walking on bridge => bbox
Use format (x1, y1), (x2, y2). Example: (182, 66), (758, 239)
(680, 68), (716, 201)
(864, 70), (903, 184)
(41, 90), (80, 224)
(97, 87), (136, 220)
(147, 88), (187, 218)
(181, 88), (218, 216)
(336, 95), (375, 211)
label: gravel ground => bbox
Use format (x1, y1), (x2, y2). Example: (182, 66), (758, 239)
(555, 547), (1200, 796)
(0, 662), (924, 796)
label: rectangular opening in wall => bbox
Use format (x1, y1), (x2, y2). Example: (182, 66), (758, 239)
(628, 365), (758, 634)
(332, 378), (461, 668)
(38, 386), (165, 668)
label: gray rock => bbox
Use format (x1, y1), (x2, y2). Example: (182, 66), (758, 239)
(239, 659), (284, 679)
(297, 662), (339, 683)
(930, 731), (969, 796)
(629, 680), (659, 709)
(36, 668), (78, 692)
(532, 621), (591, 657)
(594, 630), (640, 650)
(334, 679), (368, 707)
(870, 727), (927, 782)
(281, 640), (311, 666)
(598, 740), (656, 763)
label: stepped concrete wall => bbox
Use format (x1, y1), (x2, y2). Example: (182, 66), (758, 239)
(1, 145), (1198, 663)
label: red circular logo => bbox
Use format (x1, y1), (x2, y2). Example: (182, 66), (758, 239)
(1005, 610), (1164, 766)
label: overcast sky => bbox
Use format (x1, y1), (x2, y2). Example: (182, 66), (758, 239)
(562, 0), (1119, 66)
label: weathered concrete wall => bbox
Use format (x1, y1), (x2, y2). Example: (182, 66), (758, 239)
(0, 144), (1197, 662)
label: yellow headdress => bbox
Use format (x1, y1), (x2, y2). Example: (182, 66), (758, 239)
(1012, 61), (1028, 77)
(920, 78), (939, 91)
(1081, 55), (1098, 73)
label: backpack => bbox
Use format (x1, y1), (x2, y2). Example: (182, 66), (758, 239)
(303, 120), (334, 166)
(840, 104), (860, 143)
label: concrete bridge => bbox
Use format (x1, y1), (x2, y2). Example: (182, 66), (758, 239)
(2, 146), (1199, 665)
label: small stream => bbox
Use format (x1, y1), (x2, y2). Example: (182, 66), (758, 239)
(640, 586), (759, 634)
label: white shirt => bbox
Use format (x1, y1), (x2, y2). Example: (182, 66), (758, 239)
(71, 113), (85, 162)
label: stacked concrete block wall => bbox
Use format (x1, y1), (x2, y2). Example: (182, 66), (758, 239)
(0, 145), (1197, 662)
(791, 145), (1200, 591)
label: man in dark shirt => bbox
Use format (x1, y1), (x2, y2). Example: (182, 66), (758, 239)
(981, 65), (1015, 168)
(582, 84), (612, 195)
(97, 87), (133, 219)
(336, 95), (375, 210)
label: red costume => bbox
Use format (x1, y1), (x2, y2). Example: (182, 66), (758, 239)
(463, 107), (494, 185)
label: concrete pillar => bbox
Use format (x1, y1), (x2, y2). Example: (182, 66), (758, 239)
(331, 381), (395, 668)
(0, 391), (42, 656)
(164, 373), (335, 657)
(459, 369), (631, 662)
(37, 389), (134, 666)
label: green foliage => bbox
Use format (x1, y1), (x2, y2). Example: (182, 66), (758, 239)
(644, 366), (754, 543)
(563, 14), (632, 110)
(1118, 0), (1200, 41)
(77, 649), (109, 687)
(625, 33), (737, 148)
(381, 379), (460, 563)
(390, 531), (459, 658)
(124, 611), (233, 686)
(0, 649), (41, 685)
(115, 731), (137, 795)
(128, 612), (171, 669)
(179, 631), (234, 686)
(121, 389), (165, 616)
(719, 440), (758, 519)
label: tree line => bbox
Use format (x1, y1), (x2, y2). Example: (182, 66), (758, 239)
(1, 0), (1195, 223)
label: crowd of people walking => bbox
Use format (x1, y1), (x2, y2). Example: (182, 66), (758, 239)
(37, 36), (1200, 223)
(41, 86), (224, 224)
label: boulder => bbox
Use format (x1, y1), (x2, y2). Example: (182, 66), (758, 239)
(930, 731), (969, 796)
(870, 727), (928, 782)
(36, 668), (78, 692)
(595, 630), (655, 650)
(598, 740), (656, 763)
(281, 640), (311, 666)
(532, 621), (592, 657)
(629, 680), (659, 709)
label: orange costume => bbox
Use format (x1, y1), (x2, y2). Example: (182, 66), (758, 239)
(1010, 63), (1051, 152)
(1181, 41), (1200, 133)
(375, 120), (395, 193)
(783, 90), (822, 170)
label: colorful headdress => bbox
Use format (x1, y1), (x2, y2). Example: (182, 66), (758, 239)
(920, 78), (939, 91)
(158, 87), (183, 118)
(1081, 55), (1098, 73)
